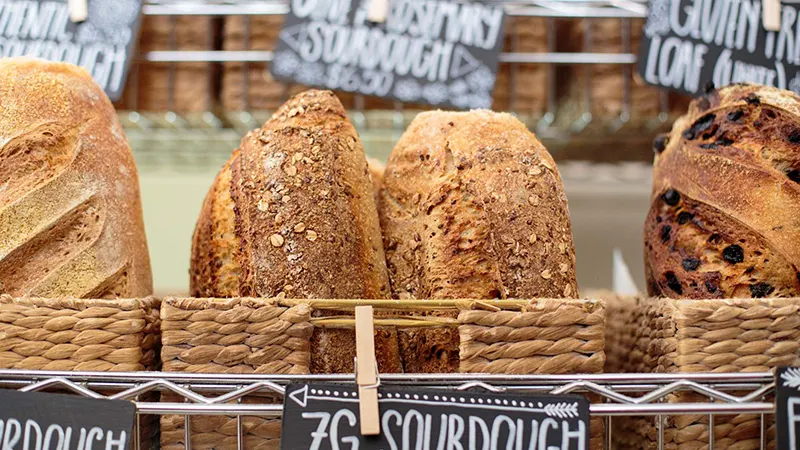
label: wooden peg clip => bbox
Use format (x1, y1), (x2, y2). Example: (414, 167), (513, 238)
(355, 305), (380, 435)
(763, 0), (781, 32)
(367, 0), (389, 23)
(68, 0), (88, 23)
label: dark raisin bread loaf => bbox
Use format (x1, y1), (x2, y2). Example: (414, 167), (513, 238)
(644, 83), (800, 298)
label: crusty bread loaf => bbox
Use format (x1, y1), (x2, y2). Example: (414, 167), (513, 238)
(0, 58), (152, 297)
(644, 83), (800, 298)
(379, 110), (578, 299)
(191, 89), (390, 299)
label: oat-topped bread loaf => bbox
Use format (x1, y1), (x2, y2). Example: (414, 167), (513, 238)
(0, 58), (152, 298)
(645, 83), (800, 298)
(379, 110), (578, 299)
(191, 89), (390, 299)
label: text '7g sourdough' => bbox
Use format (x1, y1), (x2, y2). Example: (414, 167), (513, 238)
(280, 383), (590, 450)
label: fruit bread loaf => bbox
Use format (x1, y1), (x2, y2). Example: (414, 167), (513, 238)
(191, 89), (390, 299)
(0, 58), (153, 297)
(379, 110), (579, 299)
(644, 83), (800, 298)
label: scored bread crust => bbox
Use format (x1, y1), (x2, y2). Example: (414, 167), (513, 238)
(0, 58), (152, 298)
(191, 90), (390, 299)
(645, 83), (800, 298)
(379, 110), (578, 299)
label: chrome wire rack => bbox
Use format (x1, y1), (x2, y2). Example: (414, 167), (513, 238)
(0, 370), (777, 450)
(123, 0), (675, 166)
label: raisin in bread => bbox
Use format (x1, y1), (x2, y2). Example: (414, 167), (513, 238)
(0, 58), (152, 298)
(379, 110), (578, 299)
(645, 83), (800, 298)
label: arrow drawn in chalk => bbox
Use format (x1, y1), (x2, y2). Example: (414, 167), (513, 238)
(289, 385), (309, 408)
(279, 23), (308, 54)
(450, 46), (482, 79)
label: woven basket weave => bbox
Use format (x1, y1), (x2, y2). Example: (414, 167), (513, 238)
(0, 296), (160, 371)
(0, 296), (161, 450)
(606, 296), (800, 450)
(160, 297), (606, 450)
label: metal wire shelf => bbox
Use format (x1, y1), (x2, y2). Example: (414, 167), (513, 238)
(0, 370), (778, 450)
(122, 0), (679, 162)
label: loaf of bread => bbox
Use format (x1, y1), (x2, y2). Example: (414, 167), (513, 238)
(191, 89), (390, 299)
(644, 83), (800, 298)
(366, 157), (385, 203)
(379, 110), (578, 299)
(0, 58), (152, 298)
(191, 89), (393, 374)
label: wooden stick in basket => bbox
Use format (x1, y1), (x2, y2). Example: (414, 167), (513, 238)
(355, 305), (380, 435)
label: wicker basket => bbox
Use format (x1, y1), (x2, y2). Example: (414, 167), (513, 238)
(0, 296), (160, 371)
(118, 16), (213, 112)
(563, 18), (691, 125)
(0, 296), (161, 450)
(606, 296), (800, 450)
(160, 297), (606, 450)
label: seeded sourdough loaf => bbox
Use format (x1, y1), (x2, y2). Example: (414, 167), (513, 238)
(378, 110), (578, 373)
(645, 83), (800, 299)
(0, 58), (152, 298)
(191, 89), (396, 373)
(380, 110), (579, 300)
(366, 157), (385, 204)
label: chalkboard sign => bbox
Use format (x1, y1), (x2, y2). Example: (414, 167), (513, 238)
(270, 0), (506, 110)
(638, 0), (800, 96)
(777, 367), (800, 449)
(0, 389), (135, 450)
(280, 383), (589, 450)
(0, 0), (143, 102)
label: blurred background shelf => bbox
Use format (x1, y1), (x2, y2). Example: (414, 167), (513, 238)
(123, 0), (675, 295)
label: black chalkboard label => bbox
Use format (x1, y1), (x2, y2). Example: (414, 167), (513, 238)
(0, 389), (135, 450)
(280, 383), (589, 450)
(0, 0), (143, 102)
(638, 0), (800, 96)
(270, 0), (506, 110)
(777, 367), (800, 449)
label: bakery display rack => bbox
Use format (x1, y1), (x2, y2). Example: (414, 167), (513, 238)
(0, 370), (777, 450)
(124, 0), (671, 167)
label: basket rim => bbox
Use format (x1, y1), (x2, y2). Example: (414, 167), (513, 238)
(0, 295), (160, 311)
(162, 297), (605, 312)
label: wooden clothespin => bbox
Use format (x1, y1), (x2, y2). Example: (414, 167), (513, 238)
(763, 0), (781, 32)
(68, 0), (88, 23)
(355, 305), (380, 435)
(367, 0), (389, 23)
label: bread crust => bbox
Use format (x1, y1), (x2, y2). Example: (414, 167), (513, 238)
(191, 90), (390, 299)
(379, 110), (578, 299)
(0, 58), (152, 298)
(645, 83), (800, 298)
